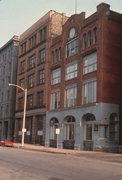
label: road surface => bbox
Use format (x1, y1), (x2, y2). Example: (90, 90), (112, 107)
(0, 147), (122, 180)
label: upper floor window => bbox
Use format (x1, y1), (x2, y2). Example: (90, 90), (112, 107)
(88, 31), (92, 47)
(51, 47), (62, 64)
(64, 85), (77, 107)
(66, 62), (78, 80)
(37, 91), (44, 107)
(51, 68), (61, 85)
(50, 90), (60, 110)
(82, 79), (97, 104)
(28, 74), (34, 88)
(29, 34), (37, 49)
(27, 95), (33, 108)
(93, 27), (97, 44)
(28, 55), (35, 69)
(83, 52), (97, 74)
(20, 60), (26, 73)
(39, 69), (45, 84)
(66, 38), (78, 57)
(19, 78), (25, 89)
(18, 97), (23, 110)
(82, 34), (86, 50)
(39, 26), (47, 42)
(39, 48), (46, 63)
(21, 42), (26, 55)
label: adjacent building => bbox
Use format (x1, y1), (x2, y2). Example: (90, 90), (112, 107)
(14, 11), (68, 145)
(0, 36), (19, 141)
(45, 3), (122, 152)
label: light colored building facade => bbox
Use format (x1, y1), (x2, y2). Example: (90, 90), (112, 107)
(0, 36), (19, 141)
(45, 3), (122, 152)
(14, 11), (68, 145)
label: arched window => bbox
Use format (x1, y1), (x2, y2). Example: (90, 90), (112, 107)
(82, 113), (96, 140)
(109, 113), (118, 142)
(50, 118), (59, 140)
(64, 116), (75, 140)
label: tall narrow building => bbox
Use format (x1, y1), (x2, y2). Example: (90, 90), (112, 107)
(14, 11), (68, 145)
(0, 36), (19, 141)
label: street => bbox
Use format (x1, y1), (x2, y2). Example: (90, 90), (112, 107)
(0, 147), (122, 180)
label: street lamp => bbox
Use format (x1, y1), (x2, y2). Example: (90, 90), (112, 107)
(8, 83), (27, 147)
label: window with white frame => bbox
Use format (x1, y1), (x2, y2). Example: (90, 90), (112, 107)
(51, 68), (61, 85)
(82, 79), (97, 104)
(66, 62), (78, 80)
(66, 38), (78, 57)
(65, 85), (77, 107)
(50, 90), (60, 110)
(64, 116), (75, 140)
(83, 52), (97, 74)
(50, 118), (59, 140)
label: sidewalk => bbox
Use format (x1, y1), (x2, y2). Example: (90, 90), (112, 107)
(13, 143), (122, 164)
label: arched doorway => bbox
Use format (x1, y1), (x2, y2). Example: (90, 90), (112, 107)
(82, 113), (96, 151)
(109, 113), (119, 143)
(63, 116), (76, 149)
(49, 118), (59, 148)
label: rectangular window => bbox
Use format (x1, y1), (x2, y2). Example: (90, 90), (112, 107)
(66, 38), (78, 57)
(28, 55), (35, 69)
(18, 97), (23, 110)
(28, 74), (34, 88)
(88, 31), (92, 47)
(39, 69), (45, 84)
(65, 86), (77, 107)
(83, 52), (97, 74)
(29, 34), (36, 49)
(66, 63), (77, 80)
(39, 48), (46, 63)
(19, 78), (25, 88)
(21, 42), (26, 55)
(20, 60), (26, 73)
(50, 91), (60, 110)
(82, 79), (97, 104)
(52, 68), (61, 85)
(27, 95), (33, 108)
(66, 124), (75, 140)
(39, 26), (47, 42)
(37, 91), (44, 107)
(82, 34), (86, 50)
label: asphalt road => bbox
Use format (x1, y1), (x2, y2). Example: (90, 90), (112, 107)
(0, 147), (122, 180)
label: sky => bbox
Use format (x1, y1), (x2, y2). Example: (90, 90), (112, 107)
(0, 0), (122, 47)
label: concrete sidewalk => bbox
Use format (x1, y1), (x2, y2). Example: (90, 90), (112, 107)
(13, 143), (122, 164)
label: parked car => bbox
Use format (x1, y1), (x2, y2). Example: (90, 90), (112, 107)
(0, 141), (14, 147)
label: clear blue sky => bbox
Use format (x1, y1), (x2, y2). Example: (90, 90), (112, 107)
(0, 0), (122, 47)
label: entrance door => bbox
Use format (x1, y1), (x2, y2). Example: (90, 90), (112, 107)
(82, 113), (96, 151)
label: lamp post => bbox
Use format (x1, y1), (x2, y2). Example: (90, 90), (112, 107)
(8, 83), (27, 147)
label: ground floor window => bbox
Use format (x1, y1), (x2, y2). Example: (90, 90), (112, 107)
(50, 118), (59, 140)
(64, 116), (75, 140)
(109, 113), (118, 142)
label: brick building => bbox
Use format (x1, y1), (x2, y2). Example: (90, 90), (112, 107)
(45, 3), (122, 152)
(14, 11), (68, 145)
(0, 36), (19, 141)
